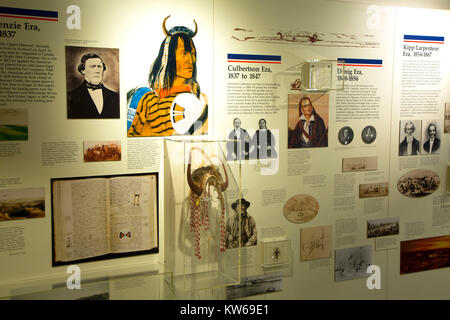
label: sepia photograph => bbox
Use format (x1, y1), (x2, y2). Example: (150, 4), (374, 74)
(359, 182), (389, 198)
(335, 245), (372, 281)
(445, 103), (450, 134)
(447, 166), (450, 193)
(397, 169), (440, 198)
(288, 94), (329, 149)
(0, 109), (28, 141)
(399, 120), (421, 156)
(226, 272), (282, 300)
(83, 140), (122, 162)
(342, 156), (377, 172)
(300, 225), (332, 261)
(65, 46), (120, 119)
(283, 194), (319, 224)
(367, 217), (399, 238)
(401, 235), (450, 274)
(421, 120), (440, 155)
(0, 188), (45, 221)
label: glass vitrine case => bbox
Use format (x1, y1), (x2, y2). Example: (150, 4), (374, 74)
(163, 139), (241, 293)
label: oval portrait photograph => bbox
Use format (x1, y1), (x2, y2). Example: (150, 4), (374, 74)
(361, 125), (376, 144)
(283, 194), (319, 224)
(338, 126), (354, 145)
(397, 169), (440, 198)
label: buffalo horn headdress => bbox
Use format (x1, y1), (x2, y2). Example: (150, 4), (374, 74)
(157, 15), (198, 90)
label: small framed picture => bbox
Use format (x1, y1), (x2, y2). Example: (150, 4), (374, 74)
(262, 239), (291, 266)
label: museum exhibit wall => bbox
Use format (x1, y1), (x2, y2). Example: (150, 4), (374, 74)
(0, 0), (449, 299)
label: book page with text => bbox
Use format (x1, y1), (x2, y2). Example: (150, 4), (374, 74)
(109, 175), (158, 253)
(52, 178), (109, 262)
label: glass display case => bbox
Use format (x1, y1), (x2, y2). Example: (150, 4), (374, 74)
(163, 139), (241, 292)
(299, 59), (345, 91)
(1, 269), (175, 300)
(289, 59), (345, 91)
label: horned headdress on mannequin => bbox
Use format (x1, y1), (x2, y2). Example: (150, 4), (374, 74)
(187, 147), (229, 259)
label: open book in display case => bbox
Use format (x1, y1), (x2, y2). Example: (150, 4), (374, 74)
(163, 139), (241, 293)
(51, 173), (159, 265)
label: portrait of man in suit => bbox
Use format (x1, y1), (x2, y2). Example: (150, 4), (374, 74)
(66, 47), (120, 119)
(399, 120), (420, 156)
(422, 122), (440, 155)
(338, 126), (353, 145)
(227, 117), (251, 161)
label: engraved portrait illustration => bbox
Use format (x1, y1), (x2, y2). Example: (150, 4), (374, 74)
(399, 120), (421, 156)
(65, 46), (120, 119)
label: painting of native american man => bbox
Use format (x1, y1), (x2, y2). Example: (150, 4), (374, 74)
(127, 16), (208, 137)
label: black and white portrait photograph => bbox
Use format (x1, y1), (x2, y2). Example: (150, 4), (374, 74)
(338, 126), (354, 145)
(226, 118), (251, 161)
(249, 118), (278, 159)
(225, 198), (257, 248)
(65, 46), (120, 119)
(334, 245), (372, 282)
(398, 120), (421, 156)
(361, 125), (376, 144)
(421, 120), (440, 155)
